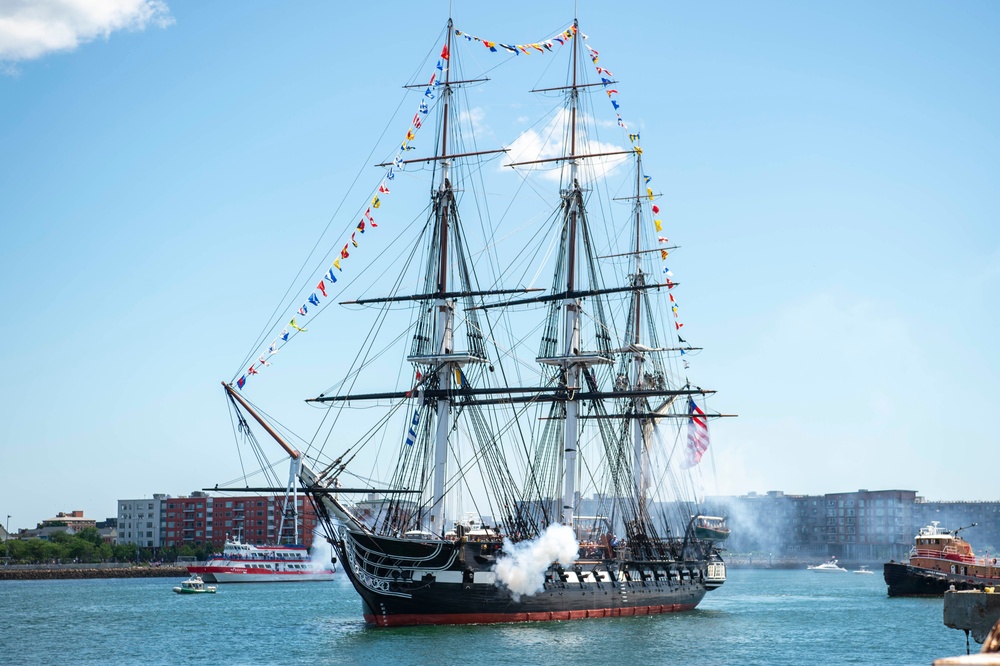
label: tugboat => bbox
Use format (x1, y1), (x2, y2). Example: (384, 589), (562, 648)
(884, 522), (1000, 596)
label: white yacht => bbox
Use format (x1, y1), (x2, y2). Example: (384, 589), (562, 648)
(808, 558), (848, 572)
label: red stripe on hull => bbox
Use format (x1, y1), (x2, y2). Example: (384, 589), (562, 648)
(362, 603), (699, 627)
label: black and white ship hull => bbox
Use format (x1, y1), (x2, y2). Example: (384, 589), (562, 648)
(336, 531), (724, 626)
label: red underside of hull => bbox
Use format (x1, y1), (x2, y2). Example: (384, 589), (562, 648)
(363, 603), (699, 627)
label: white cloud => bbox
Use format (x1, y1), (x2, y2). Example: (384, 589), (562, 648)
(504, 108), (629, 183)
(456, 106), (490, 140)
(0, 0), (173, 65)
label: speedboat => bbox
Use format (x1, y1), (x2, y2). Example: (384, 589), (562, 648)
(808, 558), (848, 572)
(853, 565), (875, 575)
(173, 575), (217, 594)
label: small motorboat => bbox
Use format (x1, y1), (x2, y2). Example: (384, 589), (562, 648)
(853, 565), (875, 575)
(173, 575), (217, 594)
(808, 558), (848, 572)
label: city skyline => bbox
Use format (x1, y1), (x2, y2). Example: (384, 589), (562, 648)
(2, 2), (999, 530)
(4, 482), (990, 535)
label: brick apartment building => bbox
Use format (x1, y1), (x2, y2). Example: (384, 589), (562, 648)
(117, 491), (324, 550)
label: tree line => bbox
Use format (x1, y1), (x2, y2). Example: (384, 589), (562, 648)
(3, 527), (216, 564)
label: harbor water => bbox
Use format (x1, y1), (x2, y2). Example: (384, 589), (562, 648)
(1, 568), (966, 665)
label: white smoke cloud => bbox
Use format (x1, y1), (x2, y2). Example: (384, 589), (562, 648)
(310, 528), (336, 570)
(0, 0), (174, 66)
(493, 524), (579, 601)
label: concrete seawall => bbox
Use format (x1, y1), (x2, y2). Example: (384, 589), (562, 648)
(944, 589), (1000, 644)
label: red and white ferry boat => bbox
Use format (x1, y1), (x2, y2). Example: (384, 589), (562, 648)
(187, 535), (336, 583)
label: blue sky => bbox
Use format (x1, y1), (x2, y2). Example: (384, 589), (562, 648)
(1, 1), (998, 531)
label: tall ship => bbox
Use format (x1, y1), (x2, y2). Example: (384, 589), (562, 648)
(884, 522), (1000, 596)
(221, 15), (733, 626)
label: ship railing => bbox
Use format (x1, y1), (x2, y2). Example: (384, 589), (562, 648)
(915, 548), (978, 564)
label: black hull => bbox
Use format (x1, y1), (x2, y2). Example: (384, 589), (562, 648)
(883, 561), (992, 597)
(354, 578), (706, 626)
(336, 531), (724, 627)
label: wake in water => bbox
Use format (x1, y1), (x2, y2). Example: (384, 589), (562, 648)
(493, 524), (579, 601)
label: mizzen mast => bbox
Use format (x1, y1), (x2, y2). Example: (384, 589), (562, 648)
(631, 152), (648, 505)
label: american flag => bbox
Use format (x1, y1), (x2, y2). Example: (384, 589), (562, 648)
(682, 399), (710, 468)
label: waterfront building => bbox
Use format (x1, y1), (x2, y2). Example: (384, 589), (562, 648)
(110, 486), (999, 560)
(40, 510), (96, 532)
(117, 492), (324, 550)
(704, 489), (999, 563)
(914, 499), (1000, 555)
(117, 496), (167, 548)
(17, 525), (79, 540)
(823, 490), (918, 561)
(704, 491), (826, 558)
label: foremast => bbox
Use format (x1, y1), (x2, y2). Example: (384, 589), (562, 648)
(402, 19), (489, 537)
(561, 18), (584, 530)
(428, 19), (456, 537)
